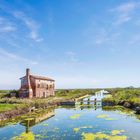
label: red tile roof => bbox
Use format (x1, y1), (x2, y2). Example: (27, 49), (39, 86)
(30, 75), (55, 81)
(20, 75), (55, 81)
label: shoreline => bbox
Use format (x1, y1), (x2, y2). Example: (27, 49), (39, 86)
(0, 88), (140, 122)
(0, 98), (140, 123)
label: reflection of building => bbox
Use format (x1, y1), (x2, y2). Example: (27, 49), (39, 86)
(16, 110), (55, 140)
(21, 109), (55, 132)
(35, 110), (55, 124)
(19, 69), (55, 98)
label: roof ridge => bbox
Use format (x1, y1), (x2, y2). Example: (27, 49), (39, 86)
(30, 74), (55, 81)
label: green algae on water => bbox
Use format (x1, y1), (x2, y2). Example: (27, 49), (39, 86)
(135, 120), (140, 123)
(12, 132), (35, 140)
(70, 114), (81, 119)
(42, 123), (49, 126)
(82, 132), (127, 140)
(96, 114), (109, 118)
(96, 114), (117, 121)
(73, 126), (93, 133)
(82, 133), (95, 140)
(73, 127), (80, 133)
(111, 130), (125, 135)
(35, 134), (48, 139)
(105, 118), (118, 121)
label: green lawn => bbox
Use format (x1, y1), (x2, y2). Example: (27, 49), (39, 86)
(0, 104), (18, 112)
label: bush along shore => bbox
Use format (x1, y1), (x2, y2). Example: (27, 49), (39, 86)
(0, 88), (140, 122)
(0, 89), (95, 121)
(102, 88), (140, 114)
(0, 97), (67, 121)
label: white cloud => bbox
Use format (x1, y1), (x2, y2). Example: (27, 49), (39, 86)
(111, 2), (136, 13)
(0, 16), (16, 32)
(0, 48), (38, 65)
(110, 2), (139, 25)
(66, 51), (79, 62)
(95, 30), (110, 45)
(94, 29), (120, 46)
(13, 11), (43, 42)
(0, 26), (16, 32)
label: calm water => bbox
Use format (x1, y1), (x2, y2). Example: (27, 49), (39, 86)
(0, 103), (140, 140)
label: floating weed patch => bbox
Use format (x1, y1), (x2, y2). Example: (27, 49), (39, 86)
(105, 118), (118, 121)
(111, 130), (125, 135)
(95, 132), (109, 139)
(35, 134), (48, 139)
(82, 133), (95, 140)
(81, 126), (93, 129)
(96, 114), (109, 118)
(52, 127), (59, 132)
(82, 130), (127, 140)
(70, 114), (81, 119)
(73, 128), (80, 133)
(42, 123), (48, 126)
(73, 126), (93, 133)
(12, 132), (35, 140)
(110, 135), (127, 140)
(54, 127), (59, 130)
(96, 114), (117, 121)
(135, 120), (140, 123)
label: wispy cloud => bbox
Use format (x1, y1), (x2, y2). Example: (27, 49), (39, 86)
(0, 48), (38, 65)
(0, 16), (16, 32)
(110, 2), (139, 25)
(13, 11), (43, 42)
(91, 29), (120, 46)
(95, 30), (110, 45)
(66, 51), (79, 63)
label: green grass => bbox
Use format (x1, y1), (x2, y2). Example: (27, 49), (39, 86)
(0, 88), (140, 113)
(55, 89), (95, 99)
(103, 88), (140, 106)
(0, 104), (19, 112)
(0, 90), (10, 93)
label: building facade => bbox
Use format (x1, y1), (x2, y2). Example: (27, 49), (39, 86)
(19, 69), (55, 98)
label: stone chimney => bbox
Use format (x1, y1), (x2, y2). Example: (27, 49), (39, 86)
(26, 68), (30, 76)
(26, 68), (33, 98)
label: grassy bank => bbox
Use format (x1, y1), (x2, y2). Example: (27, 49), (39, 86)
(55, 89), (95, 99)
(0, 104), (19, 112)
(0, 90), (10, 98)
(103, 88), (140, 108)
(0, 88), (140, 116)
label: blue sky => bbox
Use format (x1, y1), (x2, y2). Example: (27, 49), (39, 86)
(0, 0), (140, 89)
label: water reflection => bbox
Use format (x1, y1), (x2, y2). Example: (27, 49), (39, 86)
(13, 109), (55, 140)
(0, 101), (140, 140)
(75, 95), (103, 110)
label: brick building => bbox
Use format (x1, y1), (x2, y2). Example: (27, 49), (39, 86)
(19, 69), (55, 98)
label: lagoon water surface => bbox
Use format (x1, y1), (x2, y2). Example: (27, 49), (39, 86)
(0, 105), (140, 140)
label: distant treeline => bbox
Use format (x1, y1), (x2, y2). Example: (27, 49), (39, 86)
(0, 87), (140, 99)
(0, 90), (10, 93)
(0, 90), (19, 98)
